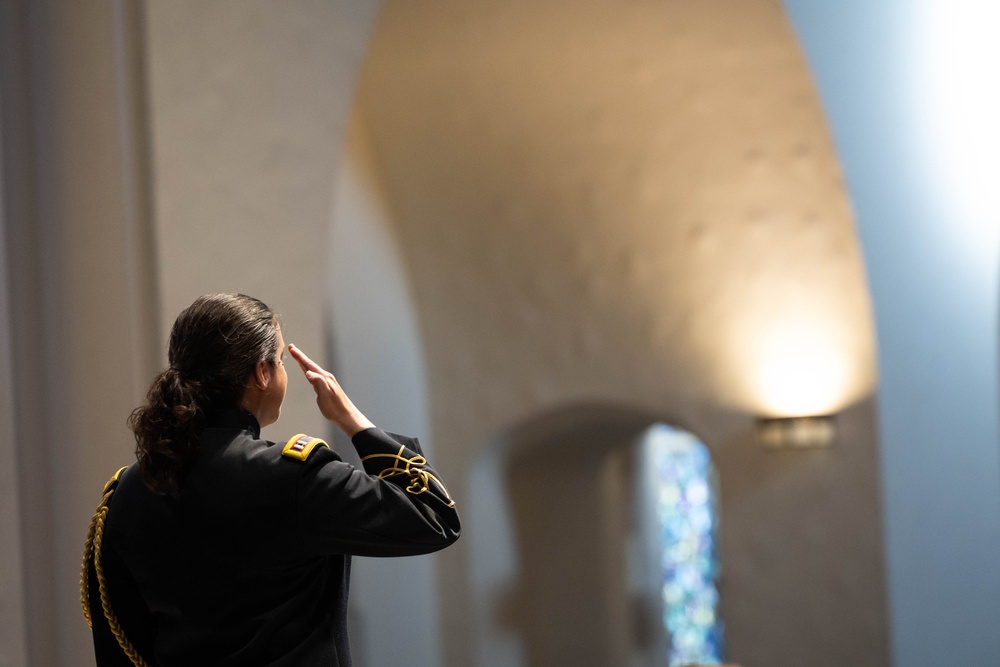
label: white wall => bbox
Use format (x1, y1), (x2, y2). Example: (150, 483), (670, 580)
(784, 2), (1000, 664)
(143, 0), (381, 443)
(327, 111), (442, 667)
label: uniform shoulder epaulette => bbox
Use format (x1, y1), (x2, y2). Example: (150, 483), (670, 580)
(102, 466), (129, 496)
(281, 434), (329, 461)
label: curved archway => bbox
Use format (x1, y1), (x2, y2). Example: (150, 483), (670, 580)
(351, 2), (886, 665)
(467, 403), (720, 667)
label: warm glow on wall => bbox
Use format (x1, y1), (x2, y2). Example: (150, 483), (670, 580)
(750, 314), (852, 417)
(722, 275), (875, 419)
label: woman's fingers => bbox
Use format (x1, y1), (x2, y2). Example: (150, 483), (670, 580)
(305, 370), (331, 393)
(290, 345), (345, 394)
(288, 343), (367, 432)
(287, 344), (311, 374)
(288, 343), (325, 375)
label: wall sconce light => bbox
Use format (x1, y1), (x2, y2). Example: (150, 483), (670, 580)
(756, 416), (835, 450)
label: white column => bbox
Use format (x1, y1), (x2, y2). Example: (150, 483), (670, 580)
(0, 75), (30, 667)
(0, 1), (161, 665)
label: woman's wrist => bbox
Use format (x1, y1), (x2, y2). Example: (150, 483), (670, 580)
(336, 407), (375, 438)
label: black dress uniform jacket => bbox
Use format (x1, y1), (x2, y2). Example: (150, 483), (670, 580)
(89, 408), (460, 667)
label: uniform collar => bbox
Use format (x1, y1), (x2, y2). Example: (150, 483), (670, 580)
(206, 407), (261, 438)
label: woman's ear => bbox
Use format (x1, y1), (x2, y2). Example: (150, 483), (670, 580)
(254, 359), (271, 391)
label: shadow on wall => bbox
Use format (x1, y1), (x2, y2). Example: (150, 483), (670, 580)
(468, 403), (723, 667)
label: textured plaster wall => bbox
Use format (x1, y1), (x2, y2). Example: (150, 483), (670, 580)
(143, 0), (381, 441)
(355, 1), (887, 665)
(359, 0), (875, 439)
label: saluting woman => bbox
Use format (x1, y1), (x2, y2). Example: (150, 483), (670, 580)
(82, 293), (460, 667)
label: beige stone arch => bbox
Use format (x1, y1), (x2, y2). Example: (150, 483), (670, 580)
(467, 403), (705, 667)
(353, 1), (885, 665)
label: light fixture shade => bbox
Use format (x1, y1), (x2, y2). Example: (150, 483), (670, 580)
(755, 416), (834, 450)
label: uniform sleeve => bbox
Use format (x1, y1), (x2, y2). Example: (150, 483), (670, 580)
(294, 428), (461, 557)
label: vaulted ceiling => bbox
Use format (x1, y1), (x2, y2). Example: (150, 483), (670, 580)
(354, 0), (875, 431)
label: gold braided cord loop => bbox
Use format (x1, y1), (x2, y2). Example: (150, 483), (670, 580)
(80, 501), (104, 629)
(360, 446), (456, 507)
(80, 470), (152, 667)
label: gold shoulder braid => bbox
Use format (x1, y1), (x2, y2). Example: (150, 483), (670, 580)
(80, 467), (152, 667)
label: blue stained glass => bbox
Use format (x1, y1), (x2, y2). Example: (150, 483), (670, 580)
(644, 424), (723, 667)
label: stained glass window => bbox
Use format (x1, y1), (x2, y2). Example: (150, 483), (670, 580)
(642, 424), (723, 667)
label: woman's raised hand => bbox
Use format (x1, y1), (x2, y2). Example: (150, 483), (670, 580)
(287, 343), (375, 437)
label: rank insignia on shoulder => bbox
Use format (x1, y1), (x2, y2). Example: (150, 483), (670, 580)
(282, 434), (329, 461)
